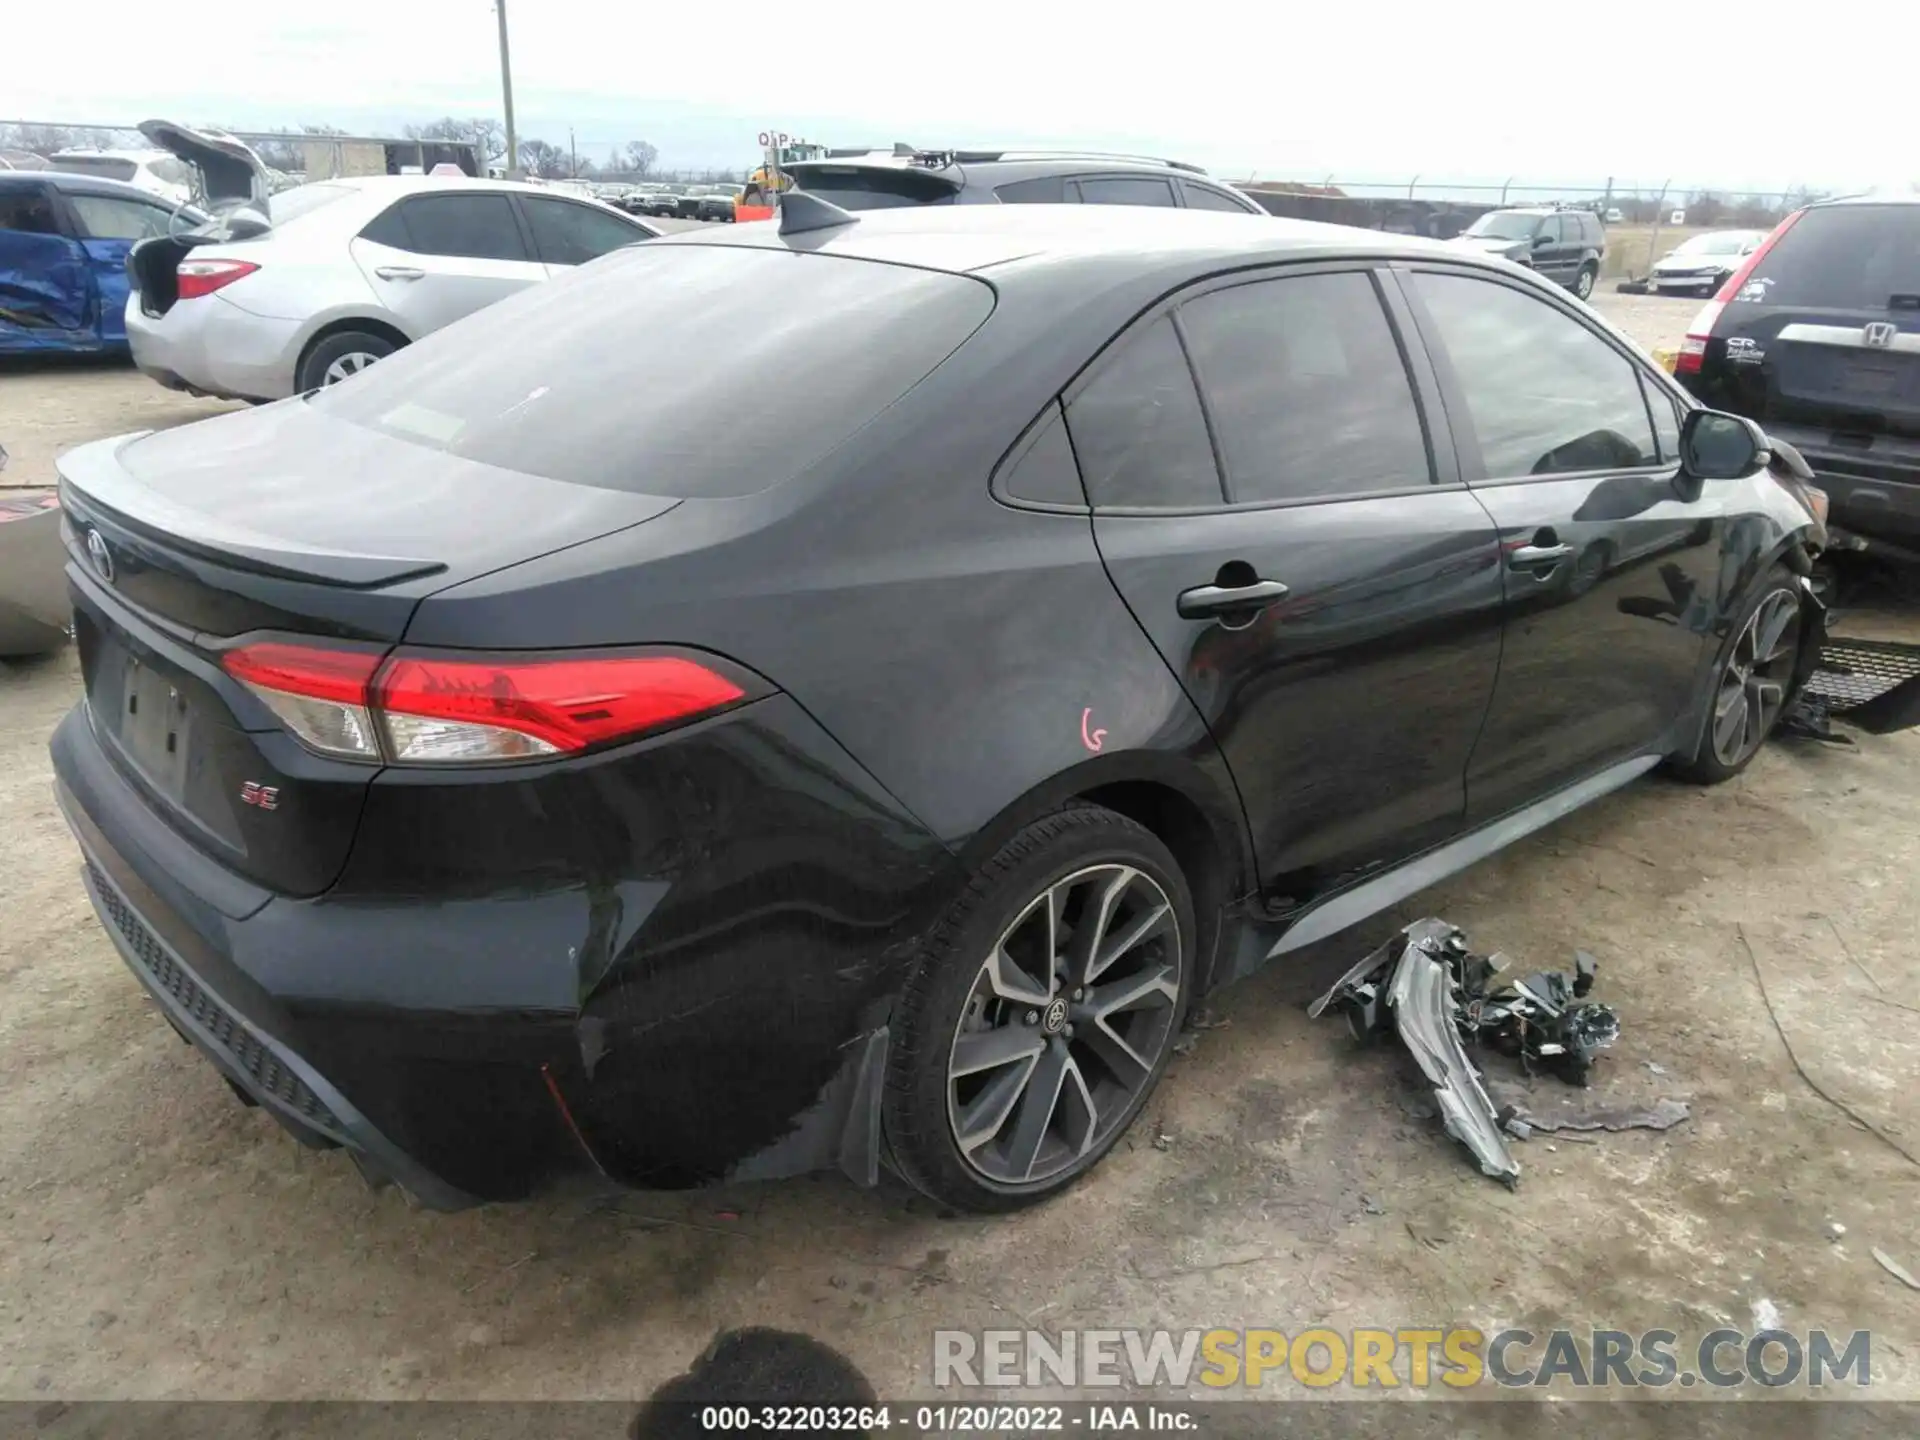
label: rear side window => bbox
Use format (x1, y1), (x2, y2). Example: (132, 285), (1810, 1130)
(1065, 316), (1221, 508)
(1077, 177), (1176, 208)
(1181, 182), (1255, 213)
(1180, 272), (1431, 502)
(996, 176), (1069, 204)
(67, 193), (173, 240)
(996, 404), (1086, 507)
(789, 166), (958, 210)
(1412, 271), (1658, 477)
(310, 245), (994, 498)
(363, 193), (528, 261)
(520, 196), (645, 265)
(51, 156), (136, 182)
(1746, 205), (1920, 310)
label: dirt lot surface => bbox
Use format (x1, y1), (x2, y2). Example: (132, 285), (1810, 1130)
(2, 294), (1917, 1411)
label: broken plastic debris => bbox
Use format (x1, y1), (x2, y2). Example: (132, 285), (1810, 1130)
(1504, 1096), (1691, 1134)
(1873, 1248), (1920, 1291)
(1311, 918), (1632, 1187)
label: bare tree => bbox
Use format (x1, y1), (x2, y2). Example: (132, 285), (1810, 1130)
(624, 140), (659, 178)
(517, 138), (568, 178)
(404, 116), (506, 165)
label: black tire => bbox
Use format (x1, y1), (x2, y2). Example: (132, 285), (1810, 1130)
(1573, 263), (1598, 300)
(296, 329), (398, 392)
(1669, 563), (1803, 784)
(883, 805), (1195, 1213)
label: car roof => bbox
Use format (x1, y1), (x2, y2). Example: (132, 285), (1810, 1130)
(665, 201), (1463, 276)
(1, 170), (193, 205)
(786, 151), (1238, 188)
(1813, 191), (1920, 208)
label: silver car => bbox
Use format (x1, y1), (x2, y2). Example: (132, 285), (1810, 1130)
(126, 123), (657, 401)
(1650, 228), (1768, 296)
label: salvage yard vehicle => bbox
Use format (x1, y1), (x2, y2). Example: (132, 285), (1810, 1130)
(52, 201), (1829, 1215)
(125, 121), (657, 401)
(46, 146), (197, 207)
(1448, 205), (1607, 298)
(1, 172), (206, 356)
(1650, 229), (1767, 296)
(1676, 194), (1920, 558)
(785, 148), (1267, 215)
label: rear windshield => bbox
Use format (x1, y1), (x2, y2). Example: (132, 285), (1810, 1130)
(267, 183), (354, 224)
(52, 156), (137, 182)
(309, 244), (995, 497)
(1749, 205), (1920, 310)
(789, 166), (959, 211)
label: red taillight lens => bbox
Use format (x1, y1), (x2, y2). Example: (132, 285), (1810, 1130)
(222, 642), (749, 765)
(175, 258), (260, 300)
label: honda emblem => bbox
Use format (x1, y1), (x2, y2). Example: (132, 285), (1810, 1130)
(1864, 321), (1898, 349)
(85, 528), (114, 584)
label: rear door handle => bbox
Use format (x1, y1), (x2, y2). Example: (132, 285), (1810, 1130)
(374, 265), (425, 281)
(1177, 578), (1290, 620)
(1508, 543), (1573, 569)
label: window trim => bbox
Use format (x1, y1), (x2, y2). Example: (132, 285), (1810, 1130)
(371, 189), (536, 263)
(1386, 262), (1680, 489)
(989, 399), (1091, 513)
(1058, 260), (1460, 516)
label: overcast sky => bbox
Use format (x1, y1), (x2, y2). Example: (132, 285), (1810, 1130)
(9, 0), (1910, 192)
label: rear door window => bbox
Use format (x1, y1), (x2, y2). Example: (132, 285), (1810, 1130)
(1065, 315), (1222, 508)
(1746, 204), (1920, 310)
(1411, 271), (1659, 477)
(519, 196), (645, 265)
(0, 186), (62, 235)
(996, 176), (1070, 204)
(1179, 272), (1432, 502)
(1181, 182), (1255, 213)
(310, 245), (994, 498)
(364, 192), (529, 262)
(1076, 176), (1176, 208)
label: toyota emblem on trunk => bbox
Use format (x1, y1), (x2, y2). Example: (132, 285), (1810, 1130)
(85, 528), (114, 583)
(1864, 321), (1897, 349)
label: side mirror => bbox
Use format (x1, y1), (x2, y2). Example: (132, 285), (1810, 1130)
(1532, 232), (1553, 248)
(1680, 409), (1771, 481)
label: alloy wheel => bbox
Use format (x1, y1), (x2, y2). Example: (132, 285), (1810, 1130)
(945, 864), (1181, 1187)
(322, 351), (382, 384)
(1710, 589), (1800, 767)
(1575, 267), (1596, 299)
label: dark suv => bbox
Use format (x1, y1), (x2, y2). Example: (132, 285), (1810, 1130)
(784, 148), (1266, 215)
(1448, 206), (1607, 298)
(1676, 195), (1920, 557)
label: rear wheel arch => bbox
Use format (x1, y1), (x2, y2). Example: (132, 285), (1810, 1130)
(952, 759), (1252, 997)
(294, 316), (410, 387)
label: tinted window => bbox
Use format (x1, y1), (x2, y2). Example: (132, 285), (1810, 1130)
(1180, 273), (1430, 502)
(1539, 215), (1565, 243)
(997, 404), (1086, 507)
(1745, 204), (1920, 310)
(0, 188), (60, 234)
(1644, 376), (1683, 463)
(996, 176), (1069, 204)
(66, 193), (173, 240)
(151, 158), (193, 185)
(1413, 272), (1658, 477)
(1065, 316), (1221, 508)
(1581, 214), (1603, 244)
(789, 166), (958, 210)
(520, 197), (645, 265)
(1076, 177), (1176, 208)
(1181, 182), (1254, 213)
(311, 246), (993, 498)
(372, 193), (529, 261)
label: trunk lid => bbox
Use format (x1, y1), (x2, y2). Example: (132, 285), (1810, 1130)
(138, 119), (272, 211)
(58, 403), (679, 895)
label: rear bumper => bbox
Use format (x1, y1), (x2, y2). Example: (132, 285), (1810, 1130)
(1760, 422), (1920, 553)
(125, 292), (298, 402)
(50, 686), (957, 1205)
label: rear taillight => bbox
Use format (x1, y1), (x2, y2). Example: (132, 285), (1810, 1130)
(222, 642), (750, 765)
(175, 258), (260, 300)
(1677, 209), (1805, 378)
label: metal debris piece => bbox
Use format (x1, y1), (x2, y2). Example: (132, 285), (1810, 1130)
(1505, 1096), (1691, 1134)
(1312, 919), (1636, 1187)
(1873, 1248), (1920, 1291)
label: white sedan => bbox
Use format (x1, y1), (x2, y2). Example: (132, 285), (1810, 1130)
(126, 124), (657, 401)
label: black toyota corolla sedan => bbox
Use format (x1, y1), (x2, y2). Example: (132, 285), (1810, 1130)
(52, 200), (1827, 1213)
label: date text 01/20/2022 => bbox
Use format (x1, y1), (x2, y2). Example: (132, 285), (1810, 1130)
(695, 1404), (1198, 1431)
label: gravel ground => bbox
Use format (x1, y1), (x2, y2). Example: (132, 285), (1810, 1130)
(2, 291), (1917, 1410)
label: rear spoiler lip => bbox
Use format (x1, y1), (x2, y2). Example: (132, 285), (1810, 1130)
(57, 433), (446, 590)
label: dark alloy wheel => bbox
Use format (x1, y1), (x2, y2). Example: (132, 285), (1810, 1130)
(947, 863), (1181, 1187)
(1708, 586), (1800, 768)
(1574, 264), (1598, 300)
(883, 806), (1194, 1212)
(1672, 567), (1803, 783)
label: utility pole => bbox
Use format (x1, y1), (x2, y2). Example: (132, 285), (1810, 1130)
(495, 0), (519, 178)
(570, 127), (578, 178)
